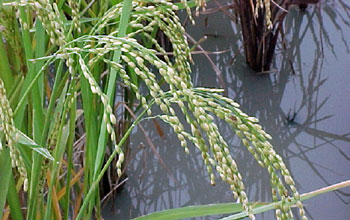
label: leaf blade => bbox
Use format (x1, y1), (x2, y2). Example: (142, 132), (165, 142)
(0, 148), (12, 219)
(133, 202), (266, 220)
(16, 129), (54, 160)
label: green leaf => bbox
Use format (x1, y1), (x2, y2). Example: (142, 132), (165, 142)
(0, 148), (12, 219)
(16, 130), (54, 161)
(133, 202), (266, 220)
(134, 180), (350, 220)
(221, 180), (350, 220)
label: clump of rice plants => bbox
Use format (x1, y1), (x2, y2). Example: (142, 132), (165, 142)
(0, 0), (308, 219)
(235, 0), (319, 72)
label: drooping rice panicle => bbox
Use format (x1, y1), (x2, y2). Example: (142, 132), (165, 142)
(0, 78), (28, 191)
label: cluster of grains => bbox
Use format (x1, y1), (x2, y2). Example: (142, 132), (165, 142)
(132, 0), (193, 24)
(132, 2), (192, 85)
(28, 0), (77, 79)
(90, 36), (188, 128)
(93, 1), (193, 84)
(191, 88), (308, 220)
(39, 1), (75, 68)
(89, 4), (123, 34)
(4, 1), (76, 78)
(159, 87), (255, 218)
(0, 6), (25, 73)
(0, 78), (28, 191)
(71, 33), (192, 173)
(0, 7), (17, 49)
(135, 0), (205, 24)
(68, 0), (81, 33)
(255, 0), (273, 29)
(30, 0), (66, 47)
(77, 54), (124, 176)
(16, 3), (30, 30)
(103, 59), (149, 112)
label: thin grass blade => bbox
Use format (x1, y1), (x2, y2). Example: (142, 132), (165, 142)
(133, 202), (266, 220)
(221, 180), (350, 220)
(15, 129), (54, 160)
(0, 148), (12, 219)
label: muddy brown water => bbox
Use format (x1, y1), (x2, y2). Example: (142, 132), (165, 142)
(103, 2), (350, 219)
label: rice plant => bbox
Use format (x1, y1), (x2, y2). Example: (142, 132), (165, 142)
(234, 0), (320, 72)
(0, 0), (313, 219)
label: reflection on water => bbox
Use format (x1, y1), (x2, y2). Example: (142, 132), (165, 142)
(103, 1), (350, 219)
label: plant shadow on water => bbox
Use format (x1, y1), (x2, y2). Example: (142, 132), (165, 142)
(102, 1), (350, 219)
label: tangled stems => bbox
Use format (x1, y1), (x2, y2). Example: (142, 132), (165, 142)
(75, 99), (155, 220)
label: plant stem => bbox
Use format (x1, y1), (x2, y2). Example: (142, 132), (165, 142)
(75, 100), (154, 220)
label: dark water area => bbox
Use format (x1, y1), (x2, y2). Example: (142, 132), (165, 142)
(103, 1), (350, 219)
